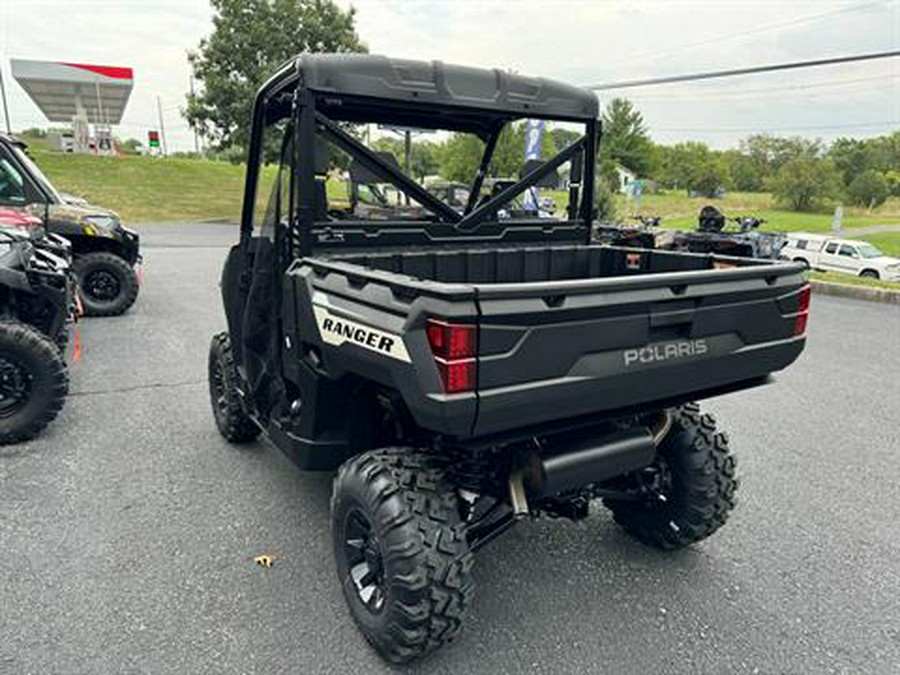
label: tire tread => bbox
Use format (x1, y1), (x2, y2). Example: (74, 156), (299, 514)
(0, 319), (68, 445)
(332, 447), (474, 664)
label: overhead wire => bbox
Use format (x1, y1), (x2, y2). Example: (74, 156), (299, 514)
(602, 0), (892, 69)
(586, 50), (900, 90)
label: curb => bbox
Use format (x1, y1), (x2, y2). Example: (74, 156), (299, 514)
(810, 280), (900, 305)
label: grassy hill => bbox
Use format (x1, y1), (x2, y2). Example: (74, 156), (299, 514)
(32, 148), (271, 222)
(25, 145), (900, 239)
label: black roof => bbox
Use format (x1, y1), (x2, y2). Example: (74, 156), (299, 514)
(263, 54), (598, 133)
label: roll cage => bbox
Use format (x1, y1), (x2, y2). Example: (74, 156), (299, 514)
(239, 55), (600, 257)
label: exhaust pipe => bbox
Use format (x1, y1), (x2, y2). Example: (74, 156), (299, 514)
(529, 426), (657, 498)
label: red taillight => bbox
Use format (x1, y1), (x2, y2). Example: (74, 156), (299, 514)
(798, 285), (811, 313)
(426, 319), (477, 393)
(426, 319), (476, 359)
(794, 284), (811, 336)
(436, 359), (476, 393)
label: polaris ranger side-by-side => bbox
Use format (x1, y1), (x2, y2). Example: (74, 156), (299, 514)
(208, 55), (809, 663)
(0, 133), (141, 316)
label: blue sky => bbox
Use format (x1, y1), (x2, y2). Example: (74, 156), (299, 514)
(1, 0), (896, 151)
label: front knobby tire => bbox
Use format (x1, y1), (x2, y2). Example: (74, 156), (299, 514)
(604, 403), (738, 550)
(0, 320), (68, 445)
(331, 447), (475, 664)
(208, 332), (260, 443)
(74, 251), (139, 317)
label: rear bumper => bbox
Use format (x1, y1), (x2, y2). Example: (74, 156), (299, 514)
(472, 337), (805, 437)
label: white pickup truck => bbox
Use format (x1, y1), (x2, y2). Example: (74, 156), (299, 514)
(781, 233), (900, 281)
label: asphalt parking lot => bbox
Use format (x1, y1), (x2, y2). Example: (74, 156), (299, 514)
(2, 222), (899, 674)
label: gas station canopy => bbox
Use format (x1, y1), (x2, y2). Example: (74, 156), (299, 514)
(10, 59), (133, 124)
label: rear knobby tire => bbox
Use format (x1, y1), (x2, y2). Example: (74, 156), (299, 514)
(603, 403), (738, 550)
(0, 320), (68, 445)
(208, 332), (260, 443)
(331, 447), (475, 664)
(74, 251), (139, 317)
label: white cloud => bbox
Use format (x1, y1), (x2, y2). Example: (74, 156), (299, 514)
(1, 0), (897, 151)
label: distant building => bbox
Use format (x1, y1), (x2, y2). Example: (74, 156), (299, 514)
(614, 164), (637, 194)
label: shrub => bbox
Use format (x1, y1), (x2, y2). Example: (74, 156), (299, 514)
(847, 170), (889, 208)
(769, 157), (840, 212)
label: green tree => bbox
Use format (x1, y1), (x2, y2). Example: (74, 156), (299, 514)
(594, 177), (617, 221)
(372, 137), (441, 181)
(769, 157), (840, 212)
(600, 98), (655, 176)
(884, 170), (900, 197)
(722, 148), (763, 192)
(740, 134), (822, 174)
(119, 138), (143, 155)
(846, 170), (889, 209)
(656, 142), (729, 197)
(550, 127), (581, 151)
(438, 134), (484, 182)
(829, 132), (900, 186)
(490, 123), (525, 178)
(828, 137), (872, 186)
(185, 0), (366, 153)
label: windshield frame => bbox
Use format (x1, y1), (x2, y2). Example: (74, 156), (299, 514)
(11, 146), (63, 204)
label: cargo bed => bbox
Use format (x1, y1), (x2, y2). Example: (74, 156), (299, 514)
(287, 243), (808, 440)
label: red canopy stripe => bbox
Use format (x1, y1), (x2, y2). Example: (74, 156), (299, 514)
(61, 63), (133, 80)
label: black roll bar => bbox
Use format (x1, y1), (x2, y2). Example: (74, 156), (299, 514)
(315, 113), (462, 224)
(463, 126), (503, 215)
(457, 135), (586, 231)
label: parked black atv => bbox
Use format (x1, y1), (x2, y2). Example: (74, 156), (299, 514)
(209, 55), (808, 664)
(595, 214), (663, 249)
(668, 205), (786, 260)
(0, 227), (73, 444)
(0, 133), (141, 316)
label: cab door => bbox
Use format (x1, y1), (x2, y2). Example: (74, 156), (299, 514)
(818, 241), (842, 272)
(834, 243), (861, 274)
(221, 119), (294, 421)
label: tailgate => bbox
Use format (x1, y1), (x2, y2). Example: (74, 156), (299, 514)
(472, 264), (808, 436)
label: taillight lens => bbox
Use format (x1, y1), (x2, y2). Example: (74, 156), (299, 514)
(426, 319), (477, 393)
(426, 319), (476, 359)
(794, 284), (811, 336)
(436, 359), (476, 393)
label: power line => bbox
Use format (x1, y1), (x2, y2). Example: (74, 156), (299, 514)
(604, 0), (889, 69)
(587, 50), (900, 90)
(624, 73), (893, 98)
(623, 75), (897, 102)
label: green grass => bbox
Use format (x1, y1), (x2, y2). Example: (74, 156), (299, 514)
(636, 193), (900, 232)
(23, 146), (900, 228)
(546, 189), (899, 233)
(857, 232), (900, 257)
(810, 270), (900, 291)
(33, 148), (278, 223)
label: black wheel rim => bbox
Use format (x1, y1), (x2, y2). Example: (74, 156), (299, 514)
(343, 508), (386, 613)
(83, 269), (121, 302)
(211, 359), (227, 417)
(0, 356), (31, 419)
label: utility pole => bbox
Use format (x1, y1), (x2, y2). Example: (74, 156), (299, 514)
(156, 95), (168, 157)
(189, 74), (199, 154)
(0, 64), (11, 133)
